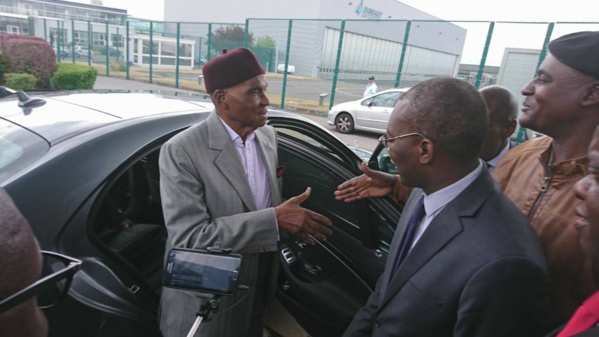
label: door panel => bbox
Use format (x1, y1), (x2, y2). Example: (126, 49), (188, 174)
(276, 143), (384, 337)
(271, 116), (401, 337)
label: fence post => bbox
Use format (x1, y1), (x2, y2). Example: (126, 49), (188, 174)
(149, 21), (154, 84)
(394, 20), (411, 88)
(329, 20), (345, 110)
(175, 22), (180, 88)
(87, 21), (91, 66)
(244, 19), (249, 48)
(537, 22), (554, 70)
(105, 21), (110, 75)
(280, 19), (293, 109)
(70, 20), (75, 63)
(207, 23), (212, 60)
(28, 16), (34, 36)
(475, 21), (494, 89)
(126, 20), (130, 80)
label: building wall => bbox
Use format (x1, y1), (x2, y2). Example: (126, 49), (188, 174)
(496, 47), (540, 116)
(164, 0), (322, 23)
(164, 0), (466, 80)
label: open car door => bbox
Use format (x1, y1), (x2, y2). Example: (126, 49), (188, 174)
(268, 113), (401, 337)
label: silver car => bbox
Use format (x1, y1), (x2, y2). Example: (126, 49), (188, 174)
(328, 87), (410, 134)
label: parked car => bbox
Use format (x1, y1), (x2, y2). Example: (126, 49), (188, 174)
(0, 89), (401, 337)
(54, 46), (94, 59)
(328, 87), (410, 134)
(99, 46), (122, 57)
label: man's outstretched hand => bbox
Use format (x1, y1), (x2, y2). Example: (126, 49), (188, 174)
(275, 187), (332, 245)
(334, 162), (397, 202)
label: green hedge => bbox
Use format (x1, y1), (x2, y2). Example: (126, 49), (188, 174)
(50, 63), (98, 90)
(5, 73), (37, 90)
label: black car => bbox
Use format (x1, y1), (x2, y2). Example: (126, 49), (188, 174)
(0, 90), (401, 337)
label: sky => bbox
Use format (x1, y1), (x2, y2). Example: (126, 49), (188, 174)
(83, 0), (598, 65)
(88, 0), (599, 23)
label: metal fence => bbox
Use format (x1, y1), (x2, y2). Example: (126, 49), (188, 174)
(18, 17), (599, 138)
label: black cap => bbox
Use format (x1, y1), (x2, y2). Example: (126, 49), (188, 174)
(548, 31), (599, 79)
(369, 76), (375, 80)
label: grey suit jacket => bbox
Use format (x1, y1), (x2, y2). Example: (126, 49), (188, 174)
(158, 112), (282, 337)
(344, 170), (550, 337)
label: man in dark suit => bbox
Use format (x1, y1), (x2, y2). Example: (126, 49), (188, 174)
(158, 48), (332, 337)
(479, 85), (519, 173)
(341, 78), (550, 337)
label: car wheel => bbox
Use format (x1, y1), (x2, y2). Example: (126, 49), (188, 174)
(335, 113), (354, 134)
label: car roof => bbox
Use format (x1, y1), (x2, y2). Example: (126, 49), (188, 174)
(0, 91), (214, 143)
(376, 87), (411, 94)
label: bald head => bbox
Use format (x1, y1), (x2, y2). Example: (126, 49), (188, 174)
(479, 86), (519, 161)
(0, 188), (47, 337)
(480, 86), (518, 123)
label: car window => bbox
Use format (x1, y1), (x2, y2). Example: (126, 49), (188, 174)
(275, 124), (400, 247)
(0, 119), (49, 183)
(274, 126), (355, 170)
(361, 97), (374, 106)
(370, 92), (401, 108)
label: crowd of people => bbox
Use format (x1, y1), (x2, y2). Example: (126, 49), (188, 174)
(2, 30), (599, 337)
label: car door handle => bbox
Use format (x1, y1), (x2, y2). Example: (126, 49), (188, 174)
(303, 260), (322, 275)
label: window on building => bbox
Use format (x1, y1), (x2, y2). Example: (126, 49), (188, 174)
(111, 34), (123, 48)
(74, 31), (89, 46)
(92, 33), (105, 46)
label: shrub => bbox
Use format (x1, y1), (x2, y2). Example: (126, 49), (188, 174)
(50, 63), (98, 90)
(5, 73), (37, 91)
(0, 50), (9, 85)
(110, 61), (127, 72)
(1, 34), (56, 89)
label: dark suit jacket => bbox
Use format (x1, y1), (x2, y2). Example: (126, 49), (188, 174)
(344, 169), (550, 337)
(158, 112), (282, 337)
(545, 323), (599, 336)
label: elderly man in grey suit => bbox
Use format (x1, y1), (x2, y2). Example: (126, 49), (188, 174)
(158, 48), (332, 337)
(338, 78), (550, 336)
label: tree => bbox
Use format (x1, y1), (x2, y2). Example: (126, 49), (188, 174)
(209, 26), (253, 53)
(256, 35), (276, 49)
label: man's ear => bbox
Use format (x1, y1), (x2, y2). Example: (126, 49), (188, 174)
(419, 138), (434, 165)
(213, 90), (227, 108)
(502, 119), (518, 138)
(581, 84), (599, 107)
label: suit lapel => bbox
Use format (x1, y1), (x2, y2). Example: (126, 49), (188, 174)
(207, 112), (257, 211)
(378, 171), (495, 310)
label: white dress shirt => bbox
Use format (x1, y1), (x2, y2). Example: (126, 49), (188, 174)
(410, 161), (484, 249)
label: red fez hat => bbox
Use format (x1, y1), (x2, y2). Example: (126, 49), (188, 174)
(202, 48), (265, 93)
(548, 31), (599, 79)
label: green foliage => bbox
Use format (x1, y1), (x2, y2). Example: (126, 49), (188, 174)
(5, 73), (37, 91)
(256, 35), (276, 48)
(0, 50), (9, 85)
(50, 63), (98, 90)
(209, 26), (253, 53)
(0, 34), (57, 89)
(110, 61), (127, 72)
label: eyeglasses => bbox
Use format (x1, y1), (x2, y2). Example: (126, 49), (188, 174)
(379, 132), (426, 147)
(0, 251), (82, 313)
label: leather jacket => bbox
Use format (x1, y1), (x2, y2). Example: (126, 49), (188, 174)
(493, 136), (595, 329)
